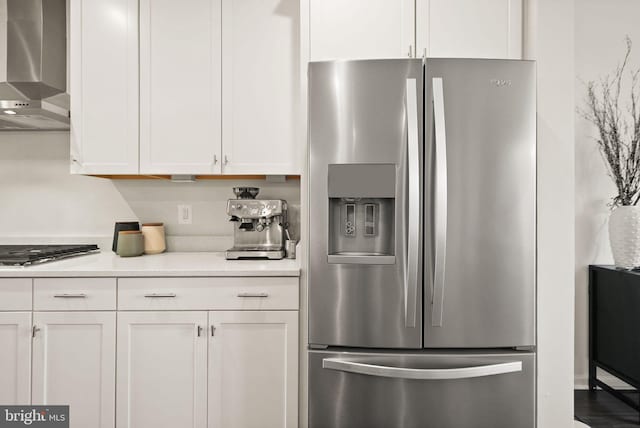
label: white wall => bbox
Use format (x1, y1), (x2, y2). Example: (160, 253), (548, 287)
(525, 0), (575, 426)
(574, 0), (640, 389)
(0, 132), (300, 251)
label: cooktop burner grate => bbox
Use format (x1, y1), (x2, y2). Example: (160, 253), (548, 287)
(0, 244), (100, 266)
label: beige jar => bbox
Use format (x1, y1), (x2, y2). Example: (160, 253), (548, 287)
(141, 223), (166, 254)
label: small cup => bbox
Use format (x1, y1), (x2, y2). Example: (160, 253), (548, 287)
(141, 223), (166, 255)
(117, 231), (144, 257)
(112, 221), (140, 252)
(285, 240), (297, 259)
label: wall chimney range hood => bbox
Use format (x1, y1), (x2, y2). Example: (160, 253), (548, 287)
(0, 0), (69, 130)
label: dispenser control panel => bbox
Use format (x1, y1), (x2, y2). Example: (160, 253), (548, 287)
(227, 200), (286, 218)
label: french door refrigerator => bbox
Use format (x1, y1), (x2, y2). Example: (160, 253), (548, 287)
(308, 58), (536, 428)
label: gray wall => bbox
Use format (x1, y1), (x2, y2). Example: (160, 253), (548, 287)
(526, 0), (575, 424)
(574, 0), (640, 388)
(0, 132), (300, 251)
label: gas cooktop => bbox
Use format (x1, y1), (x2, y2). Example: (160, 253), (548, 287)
(0, 245), (100, 266)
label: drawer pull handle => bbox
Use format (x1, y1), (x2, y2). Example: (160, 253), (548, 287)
(237, 292), (269, 298)
(144, 293), (177, 298)
(53, 293), (87, 298)
(322, 359), (523, 380)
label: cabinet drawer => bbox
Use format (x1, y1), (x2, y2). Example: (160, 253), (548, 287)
(0, 279), (32, 311)
(34, 278), (117, 311)
(118, 277), (299, 310)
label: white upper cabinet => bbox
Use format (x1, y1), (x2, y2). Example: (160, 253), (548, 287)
(221, 0), (301, 174)
(70, 0), (139, 175)
(0, 313), (31, 405)
(71, 0), (301, 176)
(32, 312), (116, 428)
(307, 0), (522, 61)
(139, 0), (222, 175)
(309, 0), (415, 60)
(416, 0), (523, 59)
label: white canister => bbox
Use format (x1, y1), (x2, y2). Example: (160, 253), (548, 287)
(141, 223), (166, 254)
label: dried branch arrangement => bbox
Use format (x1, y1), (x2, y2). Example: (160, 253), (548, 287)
(583, 37), (640, 206)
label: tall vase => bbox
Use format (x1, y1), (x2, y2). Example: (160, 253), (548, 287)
(609, 205), (640, 269)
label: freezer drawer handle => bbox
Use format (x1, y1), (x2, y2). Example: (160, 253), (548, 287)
(322, 358), (522, 380)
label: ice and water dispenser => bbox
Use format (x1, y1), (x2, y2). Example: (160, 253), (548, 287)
(327, 164), (396, 264)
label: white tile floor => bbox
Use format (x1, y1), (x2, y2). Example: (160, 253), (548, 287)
(575, 421), (590, 428)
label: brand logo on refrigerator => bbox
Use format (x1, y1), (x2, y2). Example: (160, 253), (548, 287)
(490, 79), (512, 87)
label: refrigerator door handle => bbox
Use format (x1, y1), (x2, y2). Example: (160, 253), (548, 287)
(431, 77), (447, 327)
(405, 78), (420, 328)
(322, 358), (522, 380)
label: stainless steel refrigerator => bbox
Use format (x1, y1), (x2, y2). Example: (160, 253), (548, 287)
(308, 58), (536, 428)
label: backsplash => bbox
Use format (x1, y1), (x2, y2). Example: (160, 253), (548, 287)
(112, 179), (300, 251)
(0, 132), (300, 252)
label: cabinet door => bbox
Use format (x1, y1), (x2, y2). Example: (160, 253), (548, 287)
(209, 311), (298, 428)
(70, 0), (139, 174)
(0, 313), (31, 405)
(140, 0), (222, 175)
(417, 0), (523, 59)
(117, 312), (208, 428)
(221, 0), (300, 174)
(309, 0), (415, 61)
(32, 312), (116, 428)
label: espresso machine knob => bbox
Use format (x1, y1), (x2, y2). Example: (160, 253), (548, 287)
(255, 223), (265, 232)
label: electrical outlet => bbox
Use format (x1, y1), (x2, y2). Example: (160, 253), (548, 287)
(178, 205), (192, 225)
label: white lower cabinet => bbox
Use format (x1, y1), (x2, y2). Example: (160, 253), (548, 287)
(116, 311), (209, 428)
(32, 312), (116, 428)
(0, 312), (31, 405)
(209, 311), (298, 428)
(116, 310), (299, 428)
(0, 276), (299, 428)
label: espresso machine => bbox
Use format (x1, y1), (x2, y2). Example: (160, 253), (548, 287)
(225, 187), (288, 260)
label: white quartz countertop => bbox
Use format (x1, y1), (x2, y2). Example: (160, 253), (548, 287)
(0, 251), (301, 278)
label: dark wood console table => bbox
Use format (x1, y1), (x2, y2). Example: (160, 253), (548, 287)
(589, 265), (640, 422)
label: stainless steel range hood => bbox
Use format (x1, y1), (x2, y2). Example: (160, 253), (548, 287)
(0, 0), (69, 130)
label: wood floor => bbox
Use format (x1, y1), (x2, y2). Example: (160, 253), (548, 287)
(575, 390), (640, 427)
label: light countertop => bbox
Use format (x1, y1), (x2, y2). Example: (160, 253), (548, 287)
(0, 251), (301, 278)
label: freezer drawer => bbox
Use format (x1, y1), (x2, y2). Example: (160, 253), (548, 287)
(309, 350), (535, 428)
